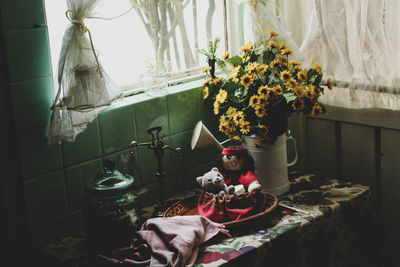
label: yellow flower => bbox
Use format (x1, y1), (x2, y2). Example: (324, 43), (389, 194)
(292, 98), (305, 111)
(219, 122), (228, 133)
(267, 88), (277, 99)
(228, 66), (241, 81)
(213, 101), (220, 114)
(312, 102), (323, 117)
(216, 89), (228, 103)
(234, 111), (244, 123)
(202, 77), (212, 86)
(281, 48), (293, 56)
(280, 70), (292, 81)
(256, 64), (268, 75)
(257, 125), (269, 137)
(267, 41), (279, 49)
(254, 140), (263, 148)
(213, 77), (223, 85)
(297, 69), (308, 82)
(247, 62), (259, 72)
(270, 59), (280, 69)
(232, 135), (242, 141)
(268, 29), (278, 37)
(222, 51), (230, 60)
(289, 60), (300, 66)
(309, 85), (321, 97)
(294, 86), (304, 97)
(293, 65), (302, 72)
(327, 78), (333, 90)
(273, 84), (283, 95)
(255, 106), (267, 117)
(258, 94), (268, 106)
(258, 85), (269, 95)
(280, 41), (287, 50)
(249, 95), (259, 107)
(219, 115), (227, 123)
(304, 88), (313, 99)
(201, 66), (211, 73)
(240, 42), (253, 53)
(241, 74), (254, 87)
(202, 87), (209, 99)
(227, 107), (237, 118)
(287, 78), (297, 89)
(313, 62), (322, 75)
(240, 121), (251, 134)
(279, 57), (288, 68)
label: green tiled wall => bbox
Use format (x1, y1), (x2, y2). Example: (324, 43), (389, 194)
(0, 0), (222, 261)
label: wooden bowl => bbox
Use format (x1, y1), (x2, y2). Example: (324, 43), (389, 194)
(164, 191), (279, 229)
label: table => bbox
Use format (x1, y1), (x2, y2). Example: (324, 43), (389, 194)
(195, 174), (378, 266)
(40, 173), (379, 266)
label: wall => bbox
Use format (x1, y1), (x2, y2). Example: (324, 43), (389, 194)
(0, 1), (222, 265)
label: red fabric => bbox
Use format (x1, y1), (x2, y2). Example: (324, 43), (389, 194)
(197, 190), (268, 223)
(219, 169), (258, 191)
(222, 147), (248, 155)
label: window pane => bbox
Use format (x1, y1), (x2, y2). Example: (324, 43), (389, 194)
(45, 0), (227, 91)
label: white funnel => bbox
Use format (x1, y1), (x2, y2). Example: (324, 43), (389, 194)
(191, 121), (224, 151)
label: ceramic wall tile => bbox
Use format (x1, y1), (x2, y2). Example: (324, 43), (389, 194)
(24, 171), (67, 225)
(1, 0), (45, 30)
(10, 76), (54, 132)
(62, 119), (102, 167)
(103, 149), (138, 182)
(18, 127), (63, 179)
(197, 86), (216, 124)
(169, 130), (197, 172)
(133, 96), (169, 142)
(64, 159), (103, 212)
(167, 89), (198, 133)
(3, 27), (52, 82)
(99, 104), (136, 155)
(136, 136), (173, 185)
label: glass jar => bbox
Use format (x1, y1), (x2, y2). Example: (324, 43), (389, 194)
(140, 72), (169, 97)
(83, 160), (143, 251)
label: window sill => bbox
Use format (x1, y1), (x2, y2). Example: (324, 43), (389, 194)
(315, 105), (400, 130)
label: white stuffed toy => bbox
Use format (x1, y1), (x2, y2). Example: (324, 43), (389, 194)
(196, 167), (235, 195)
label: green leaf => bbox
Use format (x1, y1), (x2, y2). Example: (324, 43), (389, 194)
(197, 49), (214, 59)
(263, 50), (275, 63)
(226, 56), (243, 66)
(254, 44), (266, 55)
(216, 59), (227, 73)
(283, 92), (297, 102)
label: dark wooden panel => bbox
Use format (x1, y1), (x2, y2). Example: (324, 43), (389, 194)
(341, 123), (376, 192)
(381, 129), (400, 265)
(306, 118), (337, 178)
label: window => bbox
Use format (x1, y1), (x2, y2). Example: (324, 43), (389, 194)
(45, 0), (241, 94)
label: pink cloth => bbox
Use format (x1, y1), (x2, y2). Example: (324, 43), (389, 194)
(106, 215), (229, 267)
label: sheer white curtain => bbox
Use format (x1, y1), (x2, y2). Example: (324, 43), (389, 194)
(46, 0), (128, 145)
(243, 0), (400, 110)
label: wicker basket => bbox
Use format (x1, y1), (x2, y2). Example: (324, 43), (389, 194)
(164, 191), (279, 229)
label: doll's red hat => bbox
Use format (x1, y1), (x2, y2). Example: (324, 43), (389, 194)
(221, 147), (248, 155)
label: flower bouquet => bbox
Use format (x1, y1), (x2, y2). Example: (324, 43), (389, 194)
(198, 31), (332, 146)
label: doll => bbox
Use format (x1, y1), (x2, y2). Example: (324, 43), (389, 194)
(215, 146), (261, 193)
(196, 167), (235, 195)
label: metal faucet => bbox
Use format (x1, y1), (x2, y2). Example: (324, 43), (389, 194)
(128, 126), (182, 216)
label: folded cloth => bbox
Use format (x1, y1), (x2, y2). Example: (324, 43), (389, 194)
(105, 215), (230, 267)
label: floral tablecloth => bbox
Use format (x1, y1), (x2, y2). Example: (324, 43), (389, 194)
(40, 174), (379, 267)
(195, 174), (379, 267)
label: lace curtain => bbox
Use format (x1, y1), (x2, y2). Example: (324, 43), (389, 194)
(243, 0), (400, 110)
(46, 0), (129, 145)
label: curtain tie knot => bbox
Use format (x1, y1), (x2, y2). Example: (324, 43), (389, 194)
(65, 10), (103, 78)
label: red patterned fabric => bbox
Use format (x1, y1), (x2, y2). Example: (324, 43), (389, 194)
(219, 169), (258, 191)
(197, 190), (268, 223)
